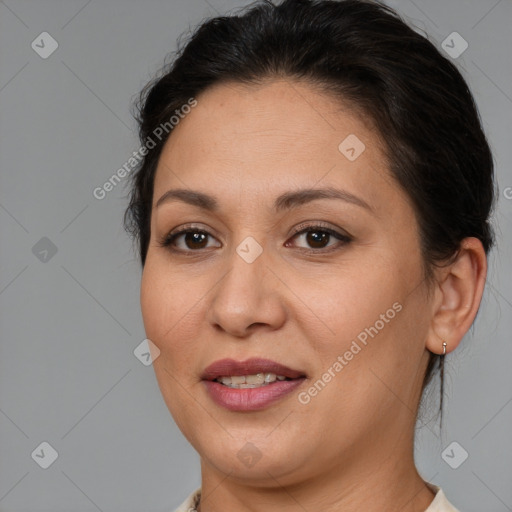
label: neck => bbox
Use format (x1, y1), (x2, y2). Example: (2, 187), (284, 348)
(196, 443), (435, 512)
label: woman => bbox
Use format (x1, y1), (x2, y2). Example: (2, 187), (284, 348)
(124, 0), (495, 510)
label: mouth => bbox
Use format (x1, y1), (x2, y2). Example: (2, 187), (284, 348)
(201, 358), (307, 411)
(201, 357), (306, 383)
(214, 373), (292, 388)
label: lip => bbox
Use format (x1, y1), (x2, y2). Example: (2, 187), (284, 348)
(201, 357), (307, 411)
(201, 357), (305, 381)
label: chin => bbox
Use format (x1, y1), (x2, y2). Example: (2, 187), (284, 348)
(194, 433), (315, 485)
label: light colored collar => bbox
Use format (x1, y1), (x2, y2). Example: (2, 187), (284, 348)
(424, 482), (461, 512)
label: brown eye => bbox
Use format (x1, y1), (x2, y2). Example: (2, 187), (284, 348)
(288, 224), (352, 252)
(304, 230), (331, 249)
(159, 228), (221, 252)
(181, 231), (209, 249)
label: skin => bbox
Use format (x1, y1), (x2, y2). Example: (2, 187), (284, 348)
(140, 79), (487, 512)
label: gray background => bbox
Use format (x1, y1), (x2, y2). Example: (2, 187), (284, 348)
(0, 0), (510, 510)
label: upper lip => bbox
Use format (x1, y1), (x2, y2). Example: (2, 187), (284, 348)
(201, 358), (306, 381)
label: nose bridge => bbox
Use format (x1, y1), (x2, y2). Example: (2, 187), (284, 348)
(221, 232), (267, 301)
(207, 231), (286, 335)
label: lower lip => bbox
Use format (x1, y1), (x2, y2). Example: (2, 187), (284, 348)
(203, 379), (306, 411)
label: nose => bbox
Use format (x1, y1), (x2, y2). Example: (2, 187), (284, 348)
(206, 239), (287, 338)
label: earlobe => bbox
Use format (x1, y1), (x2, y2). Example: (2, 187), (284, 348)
(426, 237), (488, 355)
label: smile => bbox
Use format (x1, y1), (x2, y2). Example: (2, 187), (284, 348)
(215, 373), (290, 388)
(202, 358), (307, 411)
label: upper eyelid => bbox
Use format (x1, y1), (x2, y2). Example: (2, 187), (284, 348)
(168, 221), (346, 238)
(291, 221), (349, 236)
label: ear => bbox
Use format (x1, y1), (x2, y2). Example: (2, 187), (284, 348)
(426, 237), (488, 355)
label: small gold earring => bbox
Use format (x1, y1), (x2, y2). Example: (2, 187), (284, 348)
(442, 341), (447, 355)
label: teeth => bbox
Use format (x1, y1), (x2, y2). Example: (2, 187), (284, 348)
(216, 373), (289, 388)
(246, 373), (265, 385)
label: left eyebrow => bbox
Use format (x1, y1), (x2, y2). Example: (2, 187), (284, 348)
(155, 186), (374, 214)
(273, 186), (373, 213)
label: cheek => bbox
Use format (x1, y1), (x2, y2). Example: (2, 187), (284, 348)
(140, 253), (191, 326)
(140, 262), (198, 423)
(304, 263), (429, 412)
(140, 261), (184, 355)
(140, 264), (166, 343)
(295, 256), (425, 413)
(140, 260), (206, 371)
(299, 261), (404, 354)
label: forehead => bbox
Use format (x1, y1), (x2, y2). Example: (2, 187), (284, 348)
(153, 80), (396, 214)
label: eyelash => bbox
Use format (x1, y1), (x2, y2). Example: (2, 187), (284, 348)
(157, 222), (352, 255)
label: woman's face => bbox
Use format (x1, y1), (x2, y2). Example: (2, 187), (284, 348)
(141, 80), (433, 485)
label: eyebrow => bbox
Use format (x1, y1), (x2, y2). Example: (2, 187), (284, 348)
(155, 186), (373, 214)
